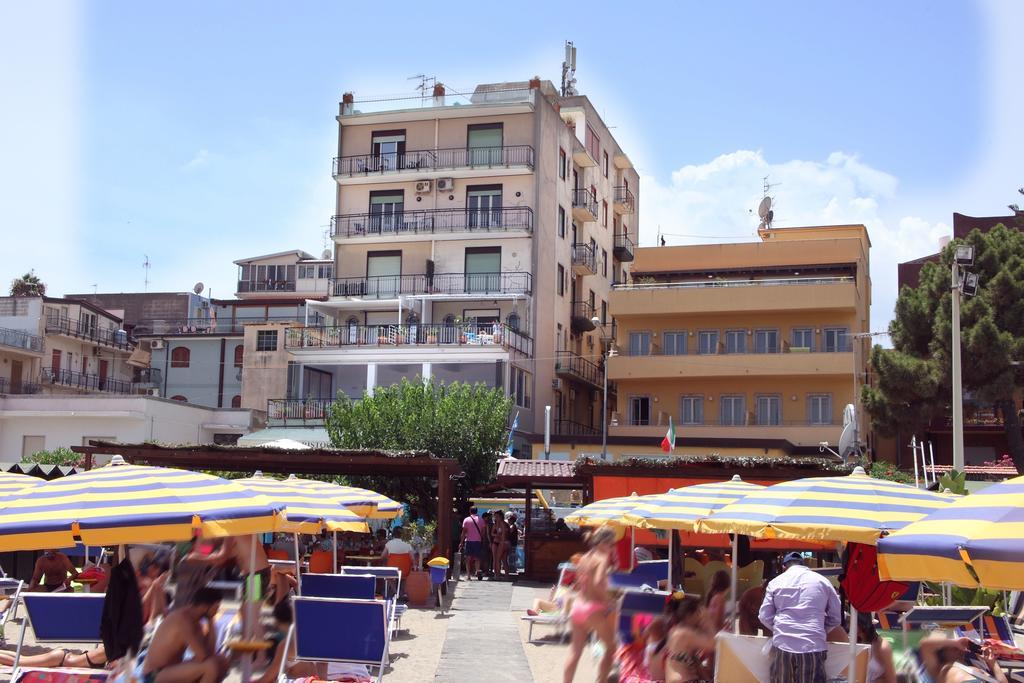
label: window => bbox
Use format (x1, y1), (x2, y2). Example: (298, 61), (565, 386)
(756, 395), (781, 425)
(629, 331), (651, 356)
(298, 265), (315, 279)
(467, 123), (503, 165)
(463, 247), (501, 293)
(588, 289), (595, 311)
(724, 330), (746, 354)
(368, 191), (404, 234)
(231, 395), (242, 408)
(467, 184), (502, 229)
(629, 396), (651, 426)
(366, 250), (402, 298)
(170, 346), (190, 368)
(556, 323), (564, 350)
(720, 395), (746, 425)
(233, 345), (244, 368)
(680, 395), (703, 425)
(600, 300), (608, 325)
(558, 148), (567, 180)
(824, 327), (849, 352)
(21, 435), (45, 459)
(585, 124), (600, 161)
(698, 330), (720, 355)
(754, 329), (779, 354)
(558, 205), (566, 238)
(371, 130), (405, 171)
(318, 264), (333, 279)
(51, 349), (62, 374)
(602, 201), (608, 227)
(792, 328), (814, 351)
(602, 150), (609, 178)
(601, 249), (608, 277)
(809, 394), (833, 425)
(256, 330), (278, 352)
(557, 264), (565, 296)
(170, 395), (188, 402)
(663, 331), (687, 355)
(511, 367), (531, 408)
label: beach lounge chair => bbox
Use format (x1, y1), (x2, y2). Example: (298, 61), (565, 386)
(632, 560), (669, 589)
(618, 589), (671, 645)
(11, 593), (106, 680)
(282, 596), (390, 683)
(522, 563), (575, 644)
(0, 580), (23, 642)
(313, 571), (407, 635)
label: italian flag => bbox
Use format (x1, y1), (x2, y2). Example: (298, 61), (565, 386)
(661, 417), (676, 453)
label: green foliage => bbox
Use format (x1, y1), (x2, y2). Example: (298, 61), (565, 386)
(22, 447), (81, 467)
(923, 582), (1006, 615)
(868, 461), (915, 485)
(325, 377), (514, 519)
(938, 469), (968, 495)
(863, 222), (1024, 469)
(9, 270), (46, 297)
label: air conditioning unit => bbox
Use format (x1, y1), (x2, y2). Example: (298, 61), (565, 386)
(147, 388), (160, 397)
(551, 378), (563, 390)
(415, 180), (433, 194)
(436, 178), (455, 192)
(150, 339), (165, 350)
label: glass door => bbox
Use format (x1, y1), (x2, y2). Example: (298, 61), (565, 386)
(756, 395), (781, 425)
(464, 247), (501, 293)
(371, 132), (404, 171)
(366, 252), (402, 298)
(467, 124), (502, 166)
(368, 191), (404, 235)
(467, 186), (502, 229)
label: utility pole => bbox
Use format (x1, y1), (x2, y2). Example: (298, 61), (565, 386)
(951, 260), (965, 471)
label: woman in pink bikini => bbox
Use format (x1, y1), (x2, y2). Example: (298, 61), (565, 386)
(563, 527), (618, 683)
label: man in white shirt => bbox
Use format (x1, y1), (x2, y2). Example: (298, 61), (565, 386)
(381, 526), (413, 560)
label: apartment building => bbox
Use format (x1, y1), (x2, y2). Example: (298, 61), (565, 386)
(275, 80), (639, 451)
(0, 296), (136, 396)
(576, 224), (871, 460)
(235, 250), (334, 300)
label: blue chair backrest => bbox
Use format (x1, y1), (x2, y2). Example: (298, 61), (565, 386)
(633, 560), (669, 585)
(609, 572), (652, 590)
(303, 573), (376, 600)
(340, 566), (400, 581)
(293, 597), (387, 665)
(618, 589), (671, 644)
(23, 593), (105, 643)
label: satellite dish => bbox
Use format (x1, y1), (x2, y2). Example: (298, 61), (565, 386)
(321, 249), (332, 260)
(766, 209), (774, 225)
(838, 423), (856, 463)
(843, 404), (855, 427)
(757, 196), (772, 218)
(193, 282), (205, 295)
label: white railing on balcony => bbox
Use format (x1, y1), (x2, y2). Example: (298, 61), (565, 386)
(615, 276), (854, 291)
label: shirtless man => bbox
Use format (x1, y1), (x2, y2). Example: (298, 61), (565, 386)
(142, 587), (227, 683)
(29, 549), (78, 592)
(187, 536), (274, 602)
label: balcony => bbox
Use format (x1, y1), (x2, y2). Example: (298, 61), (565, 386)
(611, 421), (842, 448)
(330, 274), (429, 298)
(332, 145), (535, 183)
(329, 272), (532, 298)
(611, 276), (858, 316)
(44, 316), (131, 350)
(609, 349), (854, 380)
(555, 419), (600, 437)
(571, 188), (598, 223)
(570, 136), (598, 168)
(571, 300), (597, 332)
(0, 377), (41, 394)
(41, 367), (134, 395)
(268, 397), (335, 426)
(571, 243), (597, 276)
(237, 280), (296, 294)
(285, 322), (533, 358)
(555, 350), (602, 389)
(331, 206), (534, 240)
(0, 326), (43, 354)
(613, 233), (635, 262)
(133, 367), (162, 386)
(613, 187), (635, 214)
(132, 317), (301, 336)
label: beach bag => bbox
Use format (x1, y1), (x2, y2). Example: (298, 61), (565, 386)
(840, 542), (908, 612)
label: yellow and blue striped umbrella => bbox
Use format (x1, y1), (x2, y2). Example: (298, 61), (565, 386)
(623, 476), (765, 531)
(236, 474), (369, 534)
(565, 493), (646, 527)
(0, 472), (42, 495)
(279, 475), (402, 519)
(0, 461), (286, 551)
(698, 466), (953, 545)
(878, 475), (1024, 589)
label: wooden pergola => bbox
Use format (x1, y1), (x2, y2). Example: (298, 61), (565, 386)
(71, 442), (462, 558)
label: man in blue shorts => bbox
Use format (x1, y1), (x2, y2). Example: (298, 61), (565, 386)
(460, 507), (486, 579)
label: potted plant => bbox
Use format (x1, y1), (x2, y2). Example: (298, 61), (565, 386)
(404, 520), (438, 606)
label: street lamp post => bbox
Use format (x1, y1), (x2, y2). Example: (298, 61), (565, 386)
(592, 316), (616, 460)
(951, 244), (978, 472)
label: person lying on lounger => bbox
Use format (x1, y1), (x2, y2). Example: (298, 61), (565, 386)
(0, 645), (108, 670)
(252, 599), (325, 683)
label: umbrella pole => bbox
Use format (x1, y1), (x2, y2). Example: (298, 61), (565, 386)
(241, 534), (257, 683)
(667, 530), (673, 590)
(333, 530), (338, 573)
(630, 526), (635, 571)
(848, 604), (858, 683)
(730, 534), (739, 634)
(294, 533), (302, 594)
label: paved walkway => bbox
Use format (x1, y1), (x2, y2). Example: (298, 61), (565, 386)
(435, 578), (534, 682)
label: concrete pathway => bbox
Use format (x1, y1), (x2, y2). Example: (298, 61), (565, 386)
(435, 578), (533, 682)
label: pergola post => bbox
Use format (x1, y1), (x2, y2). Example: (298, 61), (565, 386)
(436, 463), (452, 563)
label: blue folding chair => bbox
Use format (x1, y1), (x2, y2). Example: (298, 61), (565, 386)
(609, 572), (655, 591)
(302, 573), (376, 600)
(618, 589), (671, 645)
(12, 593), (106, 674)
(632, 560), (669, 588)
(339, 566), (402, 601)
(283, 596), (390, 683)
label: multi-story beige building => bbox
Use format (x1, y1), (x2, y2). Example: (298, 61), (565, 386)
(274, 79), (639, 450)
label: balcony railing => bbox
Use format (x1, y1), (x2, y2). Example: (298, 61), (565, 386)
(332, 145), (535, 177)
(237, 280), (296, 293)
(0, 377), (42, 394)
(613, 233), (635, 262)
(618, 419), (842, 428)
(285, 322), (533, 357)
(41, 367), (134, 394)
(44, 316), (131, 350)
(614, 276), (855, 292)
(570, 300), (597, 332)
(554, 419), (600, 437)
(613, 186), (635, 213)
(133, 367), (162, 385)
(330, 274), (429, 298)
(555, 350), (602, 388)
(571, 244), (597, 275)
(331, 206), (534, 239)
(268, 397), (335, 425)
(571, 188), (598, 221)
(330, 272), (532, 298)
(0, 326), (43, 353)
(133, 316), (300, 336)
(622, 340), (853, 356)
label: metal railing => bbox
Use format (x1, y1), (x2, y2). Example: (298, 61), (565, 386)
(330, 274), (429, 298)
(614, 276), (855, 291)
(133, 316), (301, 336)
(331, 206), (534, 239)
(332, 145), (535, 177)
(571, 244), (597, 273)
(267, 397), (335, 424)
(237, 280), (296, 293)
(285, 322), (533, 357)
(0, 326), (43, 353)
(41, 367), (134, 394)
(554, 419), (600, 437)
(431, 271), (533, 295)
(613, 186), (635, 212)
(0, 377), (41, 394)
(555, 350), (602, 387)
(571, 300), (596, 324)
(613, 233), (635, 261)
(44, 316), (132, 350)
(571, 188), (598, 218)
(621, 339), (853, 356)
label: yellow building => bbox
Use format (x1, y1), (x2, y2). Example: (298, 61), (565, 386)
(530, 224), (871, 460)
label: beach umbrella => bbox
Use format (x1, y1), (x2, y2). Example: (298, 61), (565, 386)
(235, 473), (369, 534)
(877, 474), (1024, 590)
(565, 492), (645, 527)
(0, 472), (43, 495)
(278, 475), (402, 519)
(0, 456), (286, 551)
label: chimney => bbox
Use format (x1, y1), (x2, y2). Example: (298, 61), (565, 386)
(432, 83), (446, 107)
(529, 76), (541, 90)
(341, 92), (354, 116)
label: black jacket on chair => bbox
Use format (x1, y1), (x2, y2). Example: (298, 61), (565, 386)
(100, 558), (144, 661)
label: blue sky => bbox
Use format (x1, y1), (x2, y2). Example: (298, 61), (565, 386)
(2, 1), (1020, 332)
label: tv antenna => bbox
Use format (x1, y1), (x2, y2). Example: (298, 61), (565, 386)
(408, 74), (436, 101)
(561, 41), (578, 96)
(142, 255), (151, 292)
(755, 176), (780, 231)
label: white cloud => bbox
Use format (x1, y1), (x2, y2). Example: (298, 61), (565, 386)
(181, 148), (213, 170)
(640, 150), (950, 334)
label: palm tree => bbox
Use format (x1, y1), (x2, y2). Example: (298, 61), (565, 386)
(9, 271), (46, 297)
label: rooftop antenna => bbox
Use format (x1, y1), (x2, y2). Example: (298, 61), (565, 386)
(755, 176), (780, 233)
(561, 41), (578, 96)
(408, 74), (436, 102)
(91, 283), (98, 294)
(142, 255), (151, 292)
(320, 225), (331, 253)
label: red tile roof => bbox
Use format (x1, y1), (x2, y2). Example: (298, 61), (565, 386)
(496, 458), (578, 481)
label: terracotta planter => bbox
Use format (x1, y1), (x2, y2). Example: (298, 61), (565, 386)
(405, 570), (431, 606)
